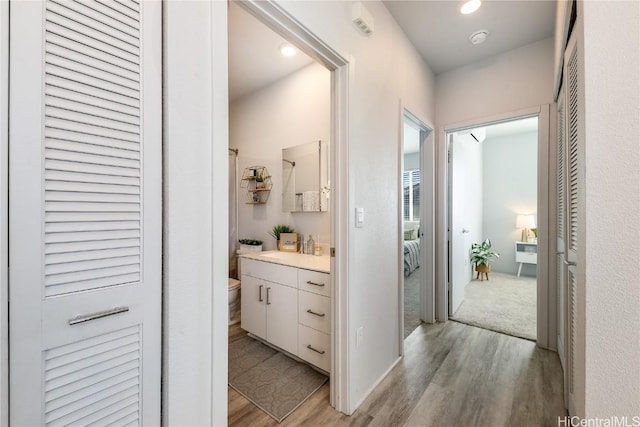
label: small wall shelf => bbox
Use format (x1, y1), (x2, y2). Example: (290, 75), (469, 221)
(241, 166), (272, 204)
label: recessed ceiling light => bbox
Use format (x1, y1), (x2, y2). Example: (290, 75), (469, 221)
(460, 0), (482, 15)
(279, 44), (296, 57)
(469, 29), (489, 45)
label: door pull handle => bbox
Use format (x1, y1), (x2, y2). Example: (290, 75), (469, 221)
(563, 259), (576, 266)
(306, 344), (325, 355)
(306, 280), (325, 287)
(259, 285), (264, 302)
(69, 306), (129, 326)
(266, 287), (271, 305)
(306, 309), (326, 317)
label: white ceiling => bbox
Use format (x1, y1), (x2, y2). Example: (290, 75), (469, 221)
(383, 0), (556, 74)
(228, 2), (314, 102)
(228, 1), (555, 103)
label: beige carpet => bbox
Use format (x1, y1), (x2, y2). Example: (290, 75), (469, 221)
(404, 268), (422, 339)
(451, 272), (536, 341)
(228, 336), (328, 423)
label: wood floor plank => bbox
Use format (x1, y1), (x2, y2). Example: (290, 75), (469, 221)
(228, 321), (567, 426)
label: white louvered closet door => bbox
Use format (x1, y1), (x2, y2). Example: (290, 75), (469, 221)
(556, 80), (568, 406)
(563, 27), (583, 417)
(9, 1), (161, 425)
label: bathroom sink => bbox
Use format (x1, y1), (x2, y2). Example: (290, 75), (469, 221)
(258, 251), (302, 261)
(252, 251), (330, 273)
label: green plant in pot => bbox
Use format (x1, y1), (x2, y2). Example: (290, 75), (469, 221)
(470, 238), (499, 280)
(269, 224), (294, 250)
(255, 172), (271, 188)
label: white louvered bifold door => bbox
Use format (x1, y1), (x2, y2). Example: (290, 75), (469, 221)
(9, 1), (161, 425)
(556, 81), (568, 407)
(563, 27), (584, 417)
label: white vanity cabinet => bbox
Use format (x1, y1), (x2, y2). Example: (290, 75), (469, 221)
(240, 259), (298, 356)
(240, 255), (331, 372)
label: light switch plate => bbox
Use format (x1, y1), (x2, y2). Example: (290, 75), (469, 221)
(355, 207), (364, 228)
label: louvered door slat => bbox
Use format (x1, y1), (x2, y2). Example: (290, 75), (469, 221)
(46, 246), (140, 264)
(46, 128), (140, 152)
(46, 362), (138, 399)
(46, 211), (140, 223)
(568, 269), (577, 393)
(46, 160), (140, 178)
(46, 238), (139, 255)
(46, 180), (139, 195)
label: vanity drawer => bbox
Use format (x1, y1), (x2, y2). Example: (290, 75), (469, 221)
(298, 269), (330, 297)
(299, 290), (331, 334)
(241, 258), (297, 288)
(298, 324), (330, 372)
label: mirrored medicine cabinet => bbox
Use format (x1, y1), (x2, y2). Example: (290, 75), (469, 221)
(282, 140), (329, 213)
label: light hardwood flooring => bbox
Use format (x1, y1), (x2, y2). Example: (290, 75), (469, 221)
(228, 321), (566, 426)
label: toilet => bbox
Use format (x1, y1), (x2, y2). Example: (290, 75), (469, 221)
(228, 278), (241, 325)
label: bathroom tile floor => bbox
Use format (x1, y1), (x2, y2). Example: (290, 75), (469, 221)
(228, 321), (565, 426)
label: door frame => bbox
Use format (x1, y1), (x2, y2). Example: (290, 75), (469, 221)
(235, 0), (351, 413)
(397, 107), (435, 353)
(0, 1), (7, 423)
(435, 105), (555, 349)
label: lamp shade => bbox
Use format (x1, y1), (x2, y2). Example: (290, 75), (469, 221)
(516, 214), (536, 229)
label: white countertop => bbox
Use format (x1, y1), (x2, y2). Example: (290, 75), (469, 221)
(239, 250), (330, 273)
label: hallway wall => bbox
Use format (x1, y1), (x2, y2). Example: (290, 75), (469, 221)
(436, 37), (554, 127)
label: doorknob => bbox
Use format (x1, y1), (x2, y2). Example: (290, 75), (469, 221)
(563, 259), (576, 266)
(462, 229), (470, 234)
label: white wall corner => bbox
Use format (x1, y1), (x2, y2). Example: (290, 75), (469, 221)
(163, 1), (227, 425)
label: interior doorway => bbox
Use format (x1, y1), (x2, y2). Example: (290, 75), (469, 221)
(227, 0), (350, 418)
(446, 115), (540, 341)
(399, 110), (435, 345)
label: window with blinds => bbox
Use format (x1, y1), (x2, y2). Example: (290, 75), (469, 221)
(403, 170), (420, 221)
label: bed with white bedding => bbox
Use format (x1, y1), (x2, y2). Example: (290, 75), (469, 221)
(404, 238), (420, 276)
(403, 221), (420, 276)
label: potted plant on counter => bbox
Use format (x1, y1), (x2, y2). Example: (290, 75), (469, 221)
(269, 224), (294, 250)
(239, 239), (263, 253)
(470, 238), (499, 281)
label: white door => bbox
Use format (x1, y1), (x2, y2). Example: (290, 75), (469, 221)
(449, 137), (469, 315)
(556, 81), (569, 405)
(9, 1), (161, 425)
(265, 281), (298, 355)
(563, 28), (584, 416)
(240, 275), (267, 339)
